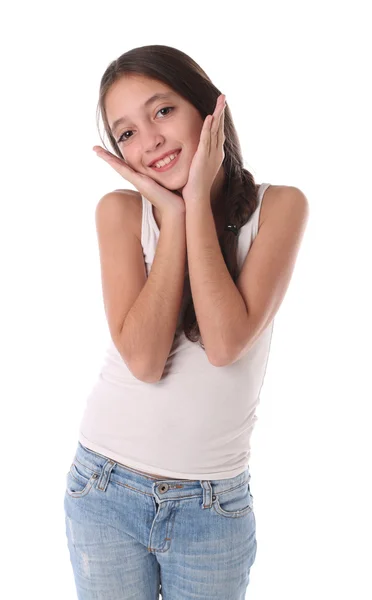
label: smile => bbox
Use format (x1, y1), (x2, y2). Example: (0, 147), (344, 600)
(150, 150), (182, 172)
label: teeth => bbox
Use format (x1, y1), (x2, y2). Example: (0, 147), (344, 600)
(153, 151), (179, 168)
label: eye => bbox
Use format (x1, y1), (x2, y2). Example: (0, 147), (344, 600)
(117, 107), (174, 144)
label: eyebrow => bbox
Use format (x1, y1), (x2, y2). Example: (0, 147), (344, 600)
(110, 92), (175, 135)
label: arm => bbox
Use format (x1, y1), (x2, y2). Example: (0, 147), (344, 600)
(121, 210), (187, 382)
(185, 187), (309, 366)
(185, 200), (246, 366)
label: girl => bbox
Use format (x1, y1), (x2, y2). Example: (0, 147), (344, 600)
(64, 44), (309, 599)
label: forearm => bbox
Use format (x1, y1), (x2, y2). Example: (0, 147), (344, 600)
(185, 200), (248, 365)
(121, 211), (187, 382)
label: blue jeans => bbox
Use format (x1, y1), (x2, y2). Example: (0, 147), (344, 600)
(64, 441), (257, 599)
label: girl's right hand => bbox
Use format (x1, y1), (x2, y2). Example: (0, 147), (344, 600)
(93, 146), (186, 218)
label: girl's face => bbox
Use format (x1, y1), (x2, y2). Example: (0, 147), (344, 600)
(105, 74), (204, 192)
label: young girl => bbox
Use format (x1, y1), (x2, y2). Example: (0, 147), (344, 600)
(64, 44), (309, 599)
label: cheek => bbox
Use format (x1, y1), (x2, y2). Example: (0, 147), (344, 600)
(122, 151), (139, 170)
(189, 124), (203, 149)
(179, 115), (202, 145)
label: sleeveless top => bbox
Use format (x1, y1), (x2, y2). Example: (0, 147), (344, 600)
(78, 183), (275, 480)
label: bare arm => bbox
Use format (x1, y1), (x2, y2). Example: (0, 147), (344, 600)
(121, 210), (186, 383)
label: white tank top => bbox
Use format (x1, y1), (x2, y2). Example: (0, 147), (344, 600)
(78, 183), (275, 480)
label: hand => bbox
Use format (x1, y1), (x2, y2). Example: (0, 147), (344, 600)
(181, 94), (226, 205)
(92, 147), (186, 218)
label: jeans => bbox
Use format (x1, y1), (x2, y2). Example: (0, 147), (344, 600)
(63, 441), (257, 599)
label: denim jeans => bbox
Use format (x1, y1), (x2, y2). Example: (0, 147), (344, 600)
(64, 441), (257, 599)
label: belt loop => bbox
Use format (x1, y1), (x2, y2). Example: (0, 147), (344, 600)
(200, 480), (213, 509)
(96, 459), (116, 492)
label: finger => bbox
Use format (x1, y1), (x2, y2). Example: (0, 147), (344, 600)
(93, 147), (137, 183)
(217, 104), (225, 148)
(211, 97), (225, 137)
(199, 115), (213, 153)
(212, 94), (225, 117)
(211, 101), (225, 149)
(93, 146), (118, 161)
(94, 147), (126, 169)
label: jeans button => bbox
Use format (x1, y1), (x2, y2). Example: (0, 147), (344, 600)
(158, 483), (169, 493)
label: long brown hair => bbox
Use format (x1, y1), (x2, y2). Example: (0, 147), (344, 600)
(96, 44), (259, 350)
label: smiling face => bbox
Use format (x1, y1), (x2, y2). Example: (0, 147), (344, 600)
(105, 74), (204, 193)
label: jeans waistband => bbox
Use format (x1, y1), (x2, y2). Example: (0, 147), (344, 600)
(72, 441), (251, 506)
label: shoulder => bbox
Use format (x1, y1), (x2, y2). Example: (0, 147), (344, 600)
(259, 184), (309, 229)
(96, 189), (143, 240)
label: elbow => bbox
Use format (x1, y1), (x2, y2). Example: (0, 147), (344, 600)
(208, 354), (225, 367)
(208, 355), (231, 367)
(207, 340), (243, 367)
(136, 369), (162, 384)
(207, 348), (231, 367)
(125, 354), (163, 383)
(115, 338), (162, 383)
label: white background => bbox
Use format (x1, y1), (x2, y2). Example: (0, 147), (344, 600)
(1, 1), (371, 598)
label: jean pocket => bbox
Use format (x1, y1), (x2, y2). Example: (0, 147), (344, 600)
(212, 481), (254, 518)
(65, 461), (99, 498)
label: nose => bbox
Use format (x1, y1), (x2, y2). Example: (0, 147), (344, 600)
(141, 123), (165, 156)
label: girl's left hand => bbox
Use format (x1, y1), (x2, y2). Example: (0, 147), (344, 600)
(182, 94), (226, 205)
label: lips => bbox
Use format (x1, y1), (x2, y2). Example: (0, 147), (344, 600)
(148, 148), (181, 167)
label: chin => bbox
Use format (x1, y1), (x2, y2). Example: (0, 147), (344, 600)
(153, 172), (188, 191)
